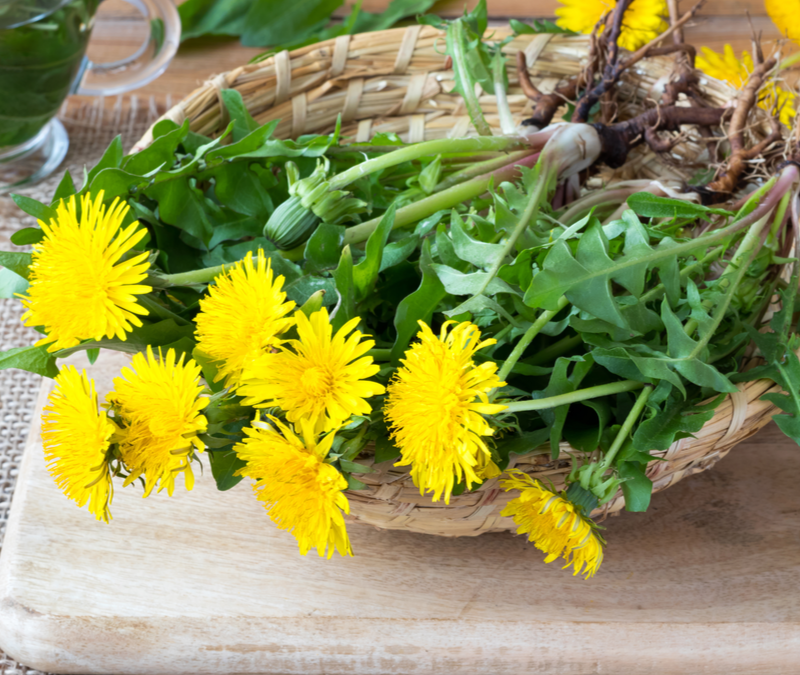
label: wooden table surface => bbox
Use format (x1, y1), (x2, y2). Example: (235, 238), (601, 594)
(0, 352), (798, 675)
(81, 0), (798, 110)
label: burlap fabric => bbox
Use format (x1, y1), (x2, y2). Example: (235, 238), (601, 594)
(0, 95), (167, 675)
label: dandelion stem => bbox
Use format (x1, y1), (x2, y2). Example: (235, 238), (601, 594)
(502, 380), (644, 414)
(493, 51), (517, 136)
(448, 17), (493, 136)
(526, 333), (582, 365)
(433, 150), (534, 192)
(497, 296), (569, 382)
(342, 153), (539, 245)
(597, 385), (653, 474)
(328, 136), (525, 191)
(682, 213), (771, 344)
(149, 262), (235, 287)
(137, 294), (191, 326)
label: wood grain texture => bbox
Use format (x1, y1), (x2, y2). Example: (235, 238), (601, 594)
(0, 352), (798, 674)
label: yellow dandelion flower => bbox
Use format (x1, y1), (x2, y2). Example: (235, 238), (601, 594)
(696, 44), (753, 88)
(194, 250), (296, 386)
(41, 365), (116, 522)
(766, 0), (800, 46)
(20, 191), (151, 353)
(766, 85), (798, 129)
(237, 308), (385, 433)
(384, 321), (508, 504)
(234, 416), (352, 558)
(108, 347), (208, 497)
(697, 45), (797, 128)
(500, 470), (605, 579)
(555, 0), (668, 52)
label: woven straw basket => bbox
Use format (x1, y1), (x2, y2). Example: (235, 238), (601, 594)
(138, 26), (785, 536)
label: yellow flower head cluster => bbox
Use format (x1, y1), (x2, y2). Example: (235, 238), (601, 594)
(555, 0), (668, 52)
(41, 366), (116, 523)
(43, 350), (210, 520)
(108, 347), (209, 497)
(21, 191), (151, 352)
(766, 0), (800, 46)
(238, 308), (385, 434)
(234, 416), (352, 558)
(696, 45), (797, 128)
(385, 321), (507, 504)
(195, 250), (295, 387)
(501, 471), (604, 578)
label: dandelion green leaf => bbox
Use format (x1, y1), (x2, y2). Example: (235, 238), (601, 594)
(493, 428), (551, 469)
(84, 136), (124, 187)
(626, 192), (730, 220)
(304, 223), (345, 273)
(563, 398), (611, 454)
(192, 348), (224, 393)
(615, 211), (653, 297)
(661, 300), (737, 392)
(52, 170), (76, 203)
(432, 264), (519, 296)
(589, 343), (687, 396)
(449, 211), (506, 269)
(208, 445), (246, 491)
(212, 161), (273, 218)
(531, 355), (594, 457)
(220, 89), (260, 142)
(434, 224), (466, 270)
(349, 0), (438, 33)
(391, 239), (446, 362)
(240, 0), (344, 48)
(122, 120), (189, 176)
(284, 276), (337, 306)
(10, 228), (45, 246)
(443, 294), (519, 324)
(379, 235), (418, 273)
(331, 245), (356, 331)
(526, 226), (627, 326)
(10, 195), (56, 225)
(353, 204), (395, 300)
(178, 0), (251, 40)
(0, 267), (28, 298)
(346, 474), (368, 490)
(632, 387), (717, 452)
(526, 216), (689, 329)
(618, 460), (653, 512)
(736, 278), (800, 446)
(0, 344), (58, 378)
(0, 252), (32, 280)
(373, 435), (401, 463)
(498, 248), (534, 291)
(338, 459), (375, 474)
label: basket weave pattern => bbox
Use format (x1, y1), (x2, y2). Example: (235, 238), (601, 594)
(139, 27), (783, 536)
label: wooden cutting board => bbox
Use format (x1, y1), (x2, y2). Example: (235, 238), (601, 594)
(0, 351), (799, 675)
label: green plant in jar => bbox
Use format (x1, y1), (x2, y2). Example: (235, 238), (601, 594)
(0, 0), (99, 148)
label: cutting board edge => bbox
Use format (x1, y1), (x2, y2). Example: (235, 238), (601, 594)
(2, 610), (800, 675)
